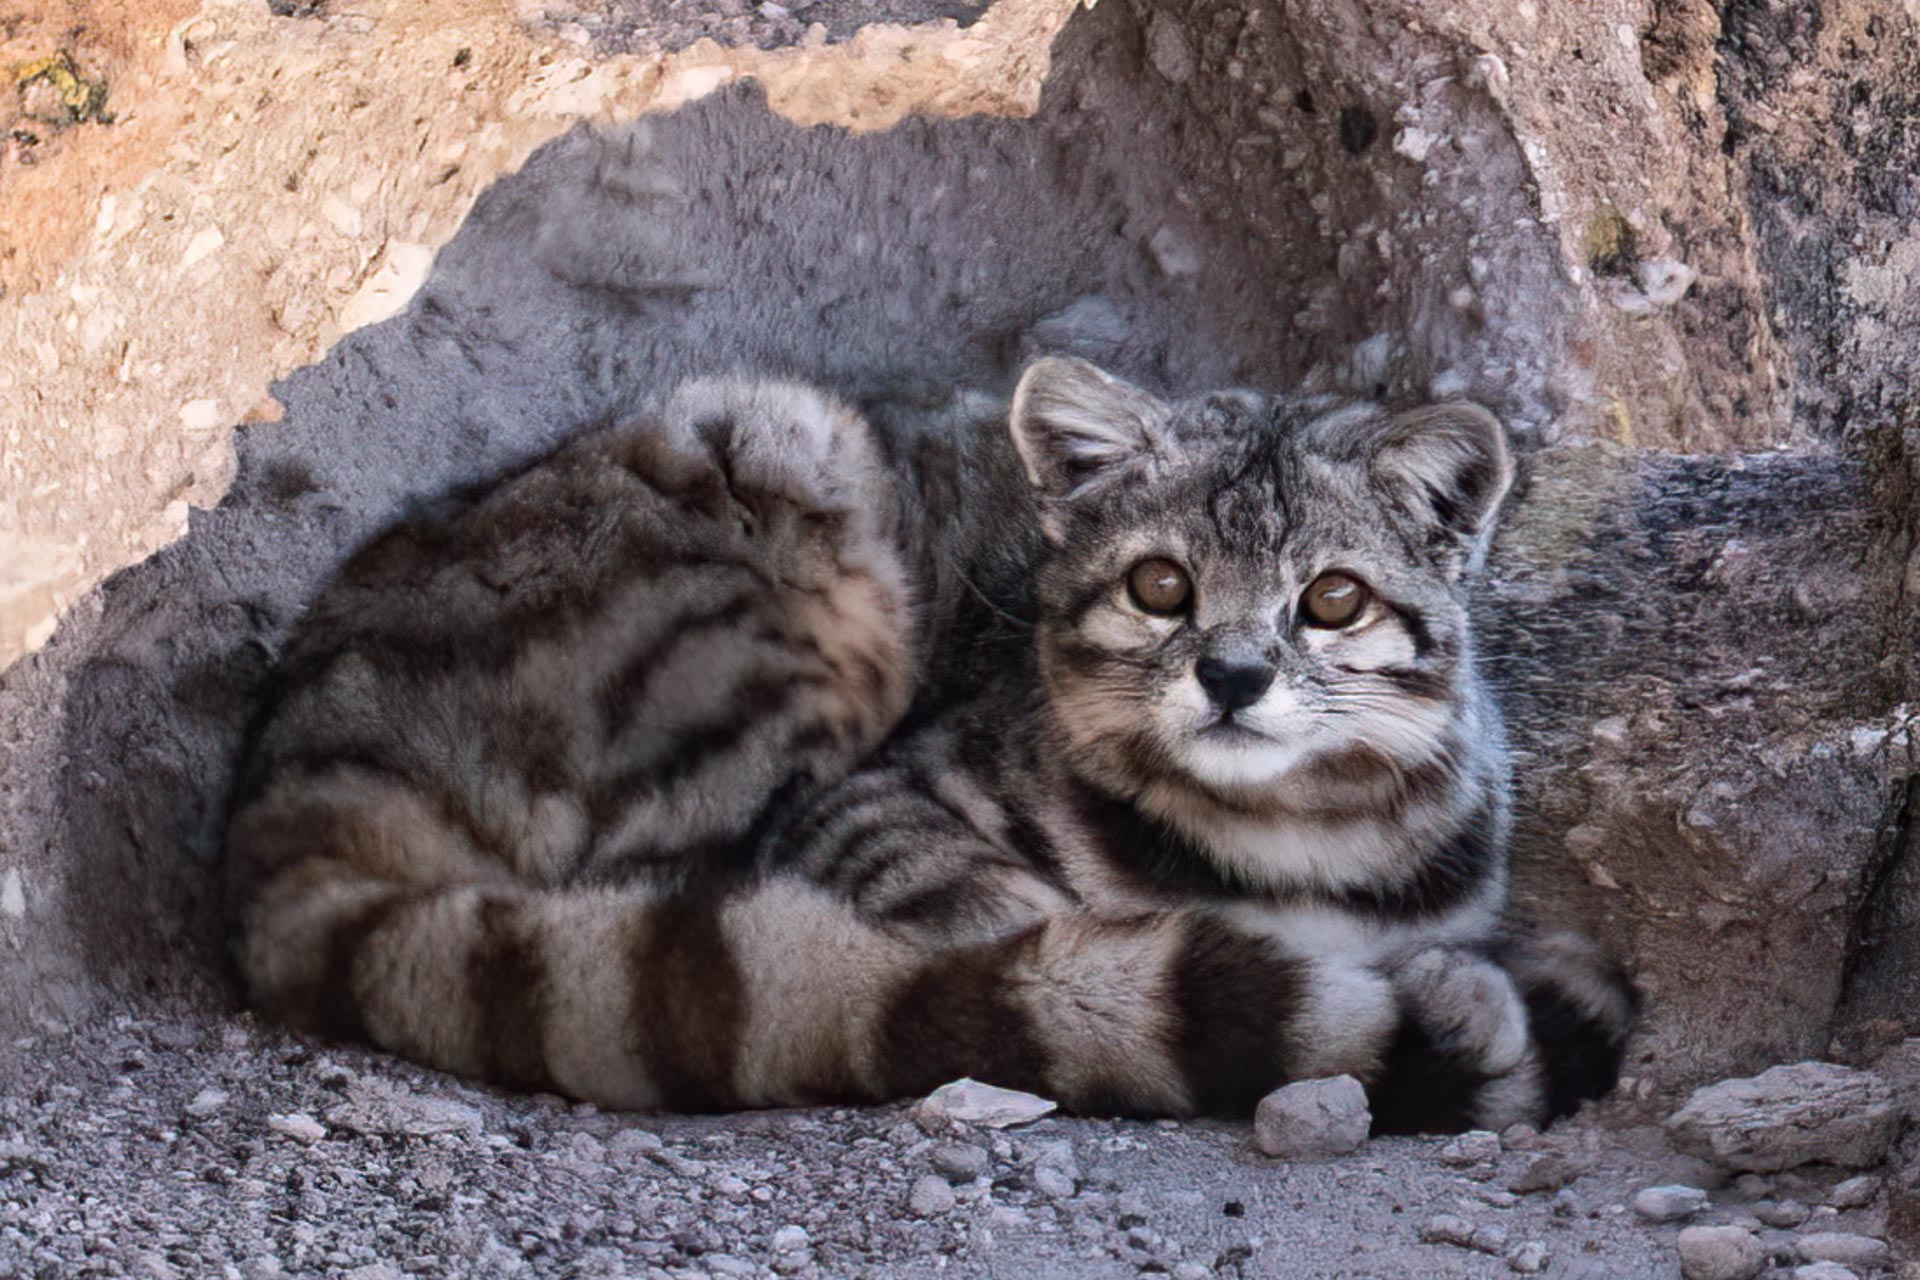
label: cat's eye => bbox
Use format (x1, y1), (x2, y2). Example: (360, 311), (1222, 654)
(1126, 558), (1193, 616)
(1301, 571), (1371, 629)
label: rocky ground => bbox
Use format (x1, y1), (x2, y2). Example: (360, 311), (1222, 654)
(0, 1007), (1911, 1280)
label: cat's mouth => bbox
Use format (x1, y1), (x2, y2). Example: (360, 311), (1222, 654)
(1195, 715), (1273, 744)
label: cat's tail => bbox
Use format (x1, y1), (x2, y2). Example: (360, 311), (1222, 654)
(233, 827), (1633, 1124)
(230, 835), (1418, 1113)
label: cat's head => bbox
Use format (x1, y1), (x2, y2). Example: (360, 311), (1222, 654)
(1009, 357), (1512, 820)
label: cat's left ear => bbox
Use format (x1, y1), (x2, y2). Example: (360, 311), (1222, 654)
(1009, 359), (1177, 534)
(1317, 402), (1514, 575)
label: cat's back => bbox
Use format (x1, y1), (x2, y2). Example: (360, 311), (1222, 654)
(230, 379), (919, 951)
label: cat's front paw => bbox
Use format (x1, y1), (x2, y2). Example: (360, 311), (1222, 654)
(1392, 945), (1531, 1076)
(1369, 943), (1545, 1134)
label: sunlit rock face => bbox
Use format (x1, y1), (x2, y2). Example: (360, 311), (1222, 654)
(2, 0), (1918, 1096)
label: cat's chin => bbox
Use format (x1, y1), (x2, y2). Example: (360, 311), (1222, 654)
(1171, 729), (1316, 791)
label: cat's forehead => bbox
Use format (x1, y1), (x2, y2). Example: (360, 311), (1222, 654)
(1156, 398), (1403, 567)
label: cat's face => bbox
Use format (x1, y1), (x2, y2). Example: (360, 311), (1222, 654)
(1009, 358), (1512, 814)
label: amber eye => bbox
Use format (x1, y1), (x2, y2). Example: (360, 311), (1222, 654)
(1126, 558), (1193, 616)
(1301, 572), (1371, 629)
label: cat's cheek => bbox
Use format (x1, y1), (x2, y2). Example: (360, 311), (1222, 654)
(1075, 600), (1182, 657)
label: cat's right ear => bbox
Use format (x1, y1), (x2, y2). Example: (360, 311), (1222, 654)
(1010, 359), (1175, 532)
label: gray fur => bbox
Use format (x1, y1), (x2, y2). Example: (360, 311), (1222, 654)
(227, 362), (1632, 1126)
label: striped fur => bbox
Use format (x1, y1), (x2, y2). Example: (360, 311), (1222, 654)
(228, 361), (1633, 1127)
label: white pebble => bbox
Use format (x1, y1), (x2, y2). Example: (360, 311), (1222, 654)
(908, 1174), (956, 1217)
(266, 1113), (325, 1145)
(1825, 1175), (1879, 1209)
(1632, 1184), (1708, 1222)
(1676, 1225), (1764, 1280)
(1506, 1241), (1550, 1274)
(1793, 1233), (1889, 1269)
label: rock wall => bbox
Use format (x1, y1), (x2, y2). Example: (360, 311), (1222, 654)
(2, 0), (1916, 1091)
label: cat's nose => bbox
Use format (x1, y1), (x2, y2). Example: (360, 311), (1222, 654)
(1195, 656), (1277, 714)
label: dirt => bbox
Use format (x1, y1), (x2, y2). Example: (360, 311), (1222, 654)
(7, 999), (1877, 1280)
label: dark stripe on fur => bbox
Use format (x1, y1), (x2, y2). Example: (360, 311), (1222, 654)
(469, 896), (558, 1093)
(1366, 1013), (1486, 1135)
(249, 748), (506, 866)
(1074, 782), (1257, 900)
(1169, 918), (1305, 1115)
(595, 592), (761, 738)
(628, 897), (746, 1111)
(878, 928), (1050, 1098)
(1328, 804), (1498, 920)
(589, 671), (827, 834)
(306, 887), (417, 1043)
(1517, 972), (1634, 1122)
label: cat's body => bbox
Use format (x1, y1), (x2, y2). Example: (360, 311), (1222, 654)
(228, 360), (1633, 1130)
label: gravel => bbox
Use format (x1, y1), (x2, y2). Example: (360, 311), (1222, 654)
(0, 1005), (1908, 1278)
(1792, 1264), (1861, 1280)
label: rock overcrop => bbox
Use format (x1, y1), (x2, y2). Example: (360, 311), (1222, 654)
(1665, 1062), (1901, 1173)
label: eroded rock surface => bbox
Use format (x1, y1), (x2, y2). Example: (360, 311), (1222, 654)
(1665, 1062), (1903, 1173)
(0, 0), (1916, 1118)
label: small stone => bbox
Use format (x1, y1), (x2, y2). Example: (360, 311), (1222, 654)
(266, 1113), (325, 1145)
(0, 1142), (48, 1169)
(1675, 1226), (1764, 1280)
(607, 1129), (663, 1161)
(1792, 1233), (1889, 1269)
(769, 1225), (809, 1255)
(185, 1087), (229, 1119)
(342, 1267), (402, 1280)
(327, 1080), (482, 1139)
(916, 1079), (1057, 1129)
(1252, 1076), (1370, 1159)
(1508, 1153), (1582, 1195)
(1032, 1163), (1076, 1200)
(1791, 1264), (1859, 1280)
(1172, 1265), (1211, 1280)
(1506, 1241), (1550, 1275)
(1659, 1155), (1733, 1192)
(908, 1174), (956, 1217)
(1144, 11), (1195, 83)
(1419, 1214), (1506, 1255)
(1825, 1175), (1878, 1209)
(1632, 1185), (1709, 1223)
(1731, 1173), (1774, 1199)
(1665, 1063), (1900, 1172)
(931, 1142), (989, 1183)
(1439, 1130), (1502, 1166)
(1500, 1123), (1543, 1150)
(1751, 1198), (1810, 1228)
